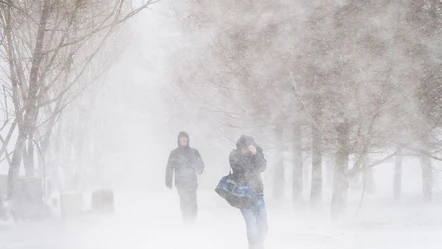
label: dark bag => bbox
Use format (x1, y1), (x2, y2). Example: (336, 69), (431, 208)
(215, 172), (259, 209)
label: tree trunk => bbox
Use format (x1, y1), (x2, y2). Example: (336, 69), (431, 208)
(52, 118), (65, 193)
(393, 148), (402, 200)
(363, 155), (374, 194)
(6, 0), (51, 200)
(293, 122), (303, 202)
(310, 123), (322, 206)
(28, 0), (50, 99)
(22, 138), (35, 177)
(326, 157), (334, 188)
(273, 126), (285, 200)
(7, 132), (26, 199)
(421, 151), (432, 202)
(420, 133), (433, 202)
(331, 120), (350, 218)
(310, 90), (322, 206)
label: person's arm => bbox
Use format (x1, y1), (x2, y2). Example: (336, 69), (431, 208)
(229, 150), (242, 173)
(195, 149), (204, 175)
(165, 151), (175, 189)
(252, 146), (267, 173)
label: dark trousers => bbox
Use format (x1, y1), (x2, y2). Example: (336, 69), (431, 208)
(177, 188), (198, 224)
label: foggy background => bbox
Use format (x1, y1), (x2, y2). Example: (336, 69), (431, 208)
(0, 0), (441, 248)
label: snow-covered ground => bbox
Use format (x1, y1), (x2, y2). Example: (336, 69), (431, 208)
(1, 190), (441, 249)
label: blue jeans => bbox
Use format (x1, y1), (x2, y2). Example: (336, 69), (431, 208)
(240, 198), (268, 249)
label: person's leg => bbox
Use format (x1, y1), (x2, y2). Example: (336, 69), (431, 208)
(177, 188), (191, 224)
(241, 208), (258, 249)
(189, 188), (198, 222)
(254, 198), (268, 249)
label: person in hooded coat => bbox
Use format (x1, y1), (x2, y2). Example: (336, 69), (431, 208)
(166, 131), (204, 224)
(229, 135), (268, 249)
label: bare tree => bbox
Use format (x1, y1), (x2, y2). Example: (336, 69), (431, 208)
(172, 0), (442, 215)
(292, 121), (303, 202)
(394, 148), (402, 200)
(0, 0), (156, 206)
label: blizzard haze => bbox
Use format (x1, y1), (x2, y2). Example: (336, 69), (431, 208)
(0, 1), (442, 249)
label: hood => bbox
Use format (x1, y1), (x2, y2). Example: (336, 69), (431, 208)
(177, 131), (190, 147)
(236, 135), (255, 150)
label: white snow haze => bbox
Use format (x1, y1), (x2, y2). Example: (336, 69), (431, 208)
(0, 1), (442, 249)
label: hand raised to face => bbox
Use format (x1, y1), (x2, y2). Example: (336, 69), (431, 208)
(248, 145), (257, 155)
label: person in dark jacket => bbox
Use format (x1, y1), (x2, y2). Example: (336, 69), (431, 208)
(229, 135), (268, 249)
(166, 131), (204, 224)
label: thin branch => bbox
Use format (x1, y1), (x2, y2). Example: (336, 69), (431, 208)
(0, 119), (17, 159)
(41, 0), (159, 55)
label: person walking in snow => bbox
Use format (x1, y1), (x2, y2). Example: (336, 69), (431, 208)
(229, 135), (268, 249)
(166, 131), (204, 224)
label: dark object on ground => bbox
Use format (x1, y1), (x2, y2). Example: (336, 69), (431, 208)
(91, 189), (114, 213)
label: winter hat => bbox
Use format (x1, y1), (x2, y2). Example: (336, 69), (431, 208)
(236, 135), (255, 150)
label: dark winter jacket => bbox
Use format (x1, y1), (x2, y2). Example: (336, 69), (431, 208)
(166, 132), (204, 190)
(229, 135), (267, 195)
